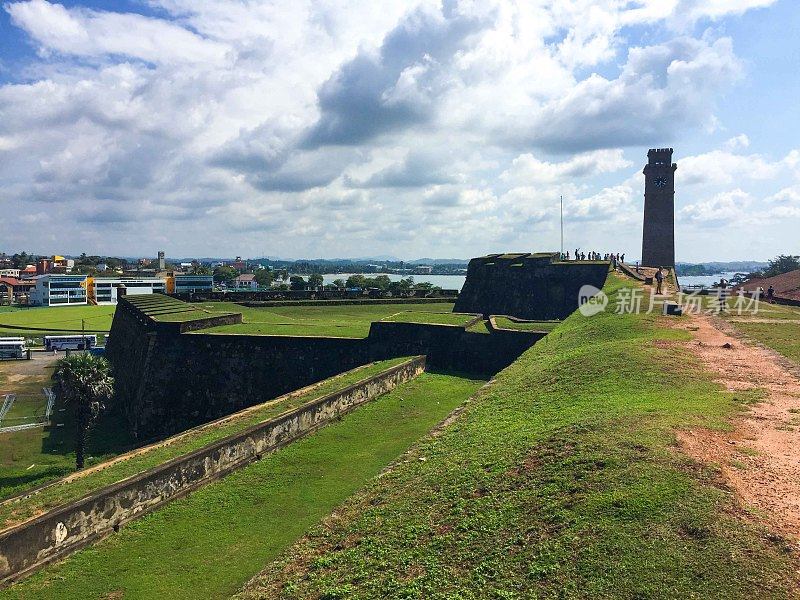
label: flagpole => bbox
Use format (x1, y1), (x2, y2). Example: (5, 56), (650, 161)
(560, 195), (564, 257)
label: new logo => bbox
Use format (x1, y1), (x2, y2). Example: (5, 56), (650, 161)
(578, 285), (608, 317)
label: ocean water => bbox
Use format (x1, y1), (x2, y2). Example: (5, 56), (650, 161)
(678, 272), (739, 287)
(318, 273), (466, 291)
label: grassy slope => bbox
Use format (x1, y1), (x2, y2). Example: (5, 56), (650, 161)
(4, 373), (484, 600)
(237, 274), (799, 599)
(493, 316), (561, 332)
(0, 358), (410, 527)
(198, 302), (455, 338)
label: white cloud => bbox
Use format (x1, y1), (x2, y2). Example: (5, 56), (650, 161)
(7, 0), (230, 64)
(0, 0), (791, 259)
(500, 150), (631, 186)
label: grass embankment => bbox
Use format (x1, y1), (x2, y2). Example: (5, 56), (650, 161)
(0, 358), (411, 529)
(236, 273), (799, 599)
(124, 294), (235, 323)
(492, 316), (561, 332)
(5, 372), (484, 600)
(197, 302), (455, 338)
(381, 311), (477, 326)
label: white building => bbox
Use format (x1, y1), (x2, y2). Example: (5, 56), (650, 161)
(30, 274), (88, 306)
(233, 274), (258, 289)
(0, 269), (20, 278)
(93, 278), (166, 305)
(30, 275), (168, 306)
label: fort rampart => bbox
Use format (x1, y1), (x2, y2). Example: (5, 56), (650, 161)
(0, 357), (425, 588)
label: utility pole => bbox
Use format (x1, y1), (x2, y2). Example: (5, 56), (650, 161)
(82, 318), (86, 353)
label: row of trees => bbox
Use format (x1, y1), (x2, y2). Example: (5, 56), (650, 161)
(757, 255), (800, 278)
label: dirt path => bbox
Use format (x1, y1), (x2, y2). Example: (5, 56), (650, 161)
(674, 313), (800, 543)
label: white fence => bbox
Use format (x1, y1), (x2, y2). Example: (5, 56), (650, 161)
(0, 388), (57, 434)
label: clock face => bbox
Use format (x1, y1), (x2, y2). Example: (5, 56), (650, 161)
(654, 177), (667, 188)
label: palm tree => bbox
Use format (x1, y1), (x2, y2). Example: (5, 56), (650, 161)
(52, 353), (114, 469)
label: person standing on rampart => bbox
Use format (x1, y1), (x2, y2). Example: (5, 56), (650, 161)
(655, 267), (664, 295)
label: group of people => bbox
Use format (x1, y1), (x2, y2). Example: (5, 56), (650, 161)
(754, 284), (776, 303)
(560, 250), (625, 266)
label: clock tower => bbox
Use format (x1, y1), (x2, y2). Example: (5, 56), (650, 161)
(641, 147), (677, 267)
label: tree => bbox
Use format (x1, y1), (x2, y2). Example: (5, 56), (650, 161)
(191, 264), (212, 275)
(372, 275), (391, 290)
(308, 273), (324, 288)
(346, 274), (367, 288)
(51, 353), (114, 470)
(290, 275), (306, 290)
(213, 265), (238, 285)
(332, 278), (345, 289)
(254, 269), (273, 288)
(762, 255), (800, 278)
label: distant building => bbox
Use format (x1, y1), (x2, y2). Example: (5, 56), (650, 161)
(96, 263), (108, 272)
(233, 273), (258, 290)
(30, 274), (169, 306)
(91, 278), (166, 305)
(51, 256), (75, 273)
(20, 265), (37, 278)
(30, 274), (88, 306)
(415, 265), (433, 274)
(0, 277), (36, 305)
(158, 251), (166, 271)
(36, 259), (51, 275)
(174, 274), (213, 294)
(0, 268), (20, 278)
(231, 256), (247, 271)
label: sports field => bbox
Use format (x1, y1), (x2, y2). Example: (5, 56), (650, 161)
(0, 301), (463, 341)
(195, 302), (456, 337)
(0, 305), (115, 341)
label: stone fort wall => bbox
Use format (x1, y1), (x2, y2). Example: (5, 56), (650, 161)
(454, 253), (610, 320)
(106, 300), (542, 440)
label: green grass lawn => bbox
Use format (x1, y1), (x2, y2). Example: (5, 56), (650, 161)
(381, 311), (477, 326)
(734, 320), (800, 365)
(234, 273), (799, 599)
(197, 302), (455, 338)
(4, 372), (484, 600)
(492, 316), (561, 332)
(0, 358), (411, 529)
(0, 305), (116, 340)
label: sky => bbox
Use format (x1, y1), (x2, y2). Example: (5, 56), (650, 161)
(0, 0), (798, 262)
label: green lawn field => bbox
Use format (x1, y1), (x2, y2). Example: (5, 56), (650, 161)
(197, 302), (456, 337)
(381, 310), (477, 326)
(0, 358), (411, 528)
(0, 351), (134, 501)
(723, 300), (800, 366)
(0, 305), (115, 341)
(4, 372), (484, 600)
(235, 274), (799, 599)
